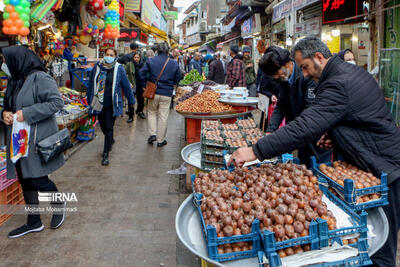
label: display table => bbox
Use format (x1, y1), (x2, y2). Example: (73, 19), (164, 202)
(176, 194), (389, 267)
(178, 109), (254, 144)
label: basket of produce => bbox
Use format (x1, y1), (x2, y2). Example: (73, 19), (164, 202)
(242, 128), (265, 145)
(225, 138), (248, 153)
(176, 90), (234, 114)
(179, 69), (204, 86)
(311, 157), (388, 211)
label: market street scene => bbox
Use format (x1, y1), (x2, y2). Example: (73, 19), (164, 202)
(0, 0), (400, 266)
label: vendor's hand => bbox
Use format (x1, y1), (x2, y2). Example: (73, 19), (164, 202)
(16, 110), (24, 122)
(317, 133), (333, 149)
(272, 95), (277, 103)
(227, 147), (257, 168)
(2, 111), (14, 125)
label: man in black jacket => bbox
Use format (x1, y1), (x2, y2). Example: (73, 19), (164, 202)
(207, 54), (225, 84)
(259, 46), (331, 167)
(228, 36), (400, 267)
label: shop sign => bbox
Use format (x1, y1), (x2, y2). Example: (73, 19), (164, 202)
(292, 0), (320, 10)
(385, 1), (400, 48)
(160, 17), (168, 32)
(187, 33), (201, 45)
(241, 14), (262, 37)
(163, 11), (179, 20)
(294, 17), (320, 37)
(323, 0), (364, 24)
(154, 0), (162, 11)
(272, 0), (292, 23)
(222, 31), (241, 42)
(141, 0), (153, 25)
(125, 0), (141, 12)
(118, 29), (140, 41)
(152, 1), (161, 28)
(273, 19), (286, 34)
(141, 32), (149, 44)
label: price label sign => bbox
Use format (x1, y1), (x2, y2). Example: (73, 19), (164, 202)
(197, 84), (205, 94)
(258, 94), (270, 112)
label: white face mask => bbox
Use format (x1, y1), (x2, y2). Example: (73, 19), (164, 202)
(347, 60), (356, 65)
(1, 63), (11, 77)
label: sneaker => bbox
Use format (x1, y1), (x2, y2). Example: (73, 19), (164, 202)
(138, 112), (146, 119)
(148, 135), (156, 144)
(8, 221), (44, 238)
(102, 153), (109, 166)
(50, 202), (66, 229)
(157, 140), (167, 147)
(127, 118), (134, 123)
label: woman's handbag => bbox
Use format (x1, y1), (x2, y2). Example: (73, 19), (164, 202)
(35, 127), (73, 164)
(143, 58), (170, 100)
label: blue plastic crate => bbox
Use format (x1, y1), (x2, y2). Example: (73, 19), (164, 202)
(318, 178), (369, 245)
(258, 245), (371, 267)
(311, 156), (388, 211)
(193, 193), (262, 262)
(76, 128), (95, 141)
(261, 220), (320, 267)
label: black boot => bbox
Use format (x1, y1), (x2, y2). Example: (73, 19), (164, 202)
(102, 153), (109, 166)
(127, 106), (134, 123)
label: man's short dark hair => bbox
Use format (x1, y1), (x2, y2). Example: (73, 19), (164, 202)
(230, 44), (239, 55)
(130, 42), (139, 50)
(291, 36), (332, 59)
(259, 46), (290, 76)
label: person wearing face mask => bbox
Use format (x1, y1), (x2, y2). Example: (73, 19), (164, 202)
(87, 48), (135, 166)
(338, 49), (356, 65)
(258, 46), (331, 167)
(1, 46), (65, 238)
(228, 37), (400, 267)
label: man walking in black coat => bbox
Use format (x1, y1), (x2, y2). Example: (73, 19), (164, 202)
(207, 54), (225, 84)
(259, 46), (331, 167)
(228, 36), (400, 267)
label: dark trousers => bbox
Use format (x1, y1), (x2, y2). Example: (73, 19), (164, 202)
(369, 177), (400, 267)
(136, 85), (144, 113)
(15, 161), (58, 226)
(98, 107), (116, 154)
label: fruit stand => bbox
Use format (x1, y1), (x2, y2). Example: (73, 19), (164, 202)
(177, 119), (389, 267)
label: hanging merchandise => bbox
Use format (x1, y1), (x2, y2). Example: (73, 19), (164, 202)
(2, 0), (31, 36)
(31, 0), (58, 22)
(104, 0), (120, 39)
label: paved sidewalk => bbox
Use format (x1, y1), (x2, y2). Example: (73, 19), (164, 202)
(0, 111), (200, 267)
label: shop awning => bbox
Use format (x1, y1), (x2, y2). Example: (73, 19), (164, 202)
(183, 45), (201, 52)
(217, 36), (240, 48)
(125, 13), (167, 41)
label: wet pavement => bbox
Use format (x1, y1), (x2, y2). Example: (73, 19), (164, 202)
(0, 110), (200, 267)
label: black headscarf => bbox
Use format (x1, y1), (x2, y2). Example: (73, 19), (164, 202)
(2, 46), (45, 112)
(337, 49), (352, 60)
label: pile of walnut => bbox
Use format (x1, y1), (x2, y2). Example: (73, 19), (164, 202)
(176, 90), (233, 113)
(319, 161), (381, 203)
(194, 163), (337, 256)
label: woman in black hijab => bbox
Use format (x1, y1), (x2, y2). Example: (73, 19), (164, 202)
(1, 46), (65, 238)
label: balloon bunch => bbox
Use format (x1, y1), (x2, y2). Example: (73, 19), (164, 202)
(2, 0), (31, 36)
(104, 0), (119, 39)
(83, 24), (99, 36)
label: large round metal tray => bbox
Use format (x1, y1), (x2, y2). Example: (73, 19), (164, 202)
(181, 142), (202, 169)
(177, 110), (253, 120)
(219, 97), (259, 107)
(176, 194), (388, 267)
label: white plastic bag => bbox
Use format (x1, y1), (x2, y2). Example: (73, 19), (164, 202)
(11, 114), (30, 163)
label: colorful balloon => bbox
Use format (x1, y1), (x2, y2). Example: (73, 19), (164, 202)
(18, 27), (29, 36)
(9, 26), (18, 35)
(3, 12), (10, 19)
(24, 21), (29, 27)
(3, 19), (13, 27)
(15, 19), (24, 28)
(10, 12), (19, 20)
(5, 4), (15, 13)
(15, 5), (24, 14)
(9, 0), (20, 6)
(3, 27), (11, 35)
(20, 13), (29, 21)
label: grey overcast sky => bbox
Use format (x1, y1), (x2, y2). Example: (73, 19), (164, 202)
(174, 0), (198, 28)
